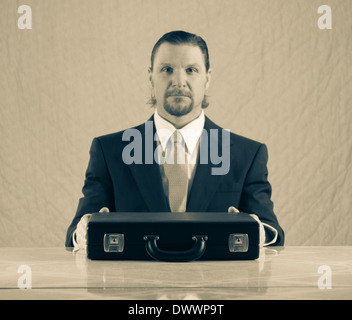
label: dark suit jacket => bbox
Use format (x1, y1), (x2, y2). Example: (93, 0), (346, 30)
(65, 115), (284, 247)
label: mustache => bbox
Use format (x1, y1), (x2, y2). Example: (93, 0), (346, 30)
(165, 89), (192, 98)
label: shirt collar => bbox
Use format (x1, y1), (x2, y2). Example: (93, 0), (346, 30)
(153, 109), (205, 155)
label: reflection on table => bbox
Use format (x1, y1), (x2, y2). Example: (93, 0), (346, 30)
(0, 247), (351, 299)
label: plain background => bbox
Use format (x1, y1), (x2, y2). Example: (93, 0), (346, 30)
(1, 0), (351, 247)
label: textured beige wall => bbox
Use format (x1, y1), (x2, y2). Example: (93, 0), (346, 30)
(1, 0), (351, 246)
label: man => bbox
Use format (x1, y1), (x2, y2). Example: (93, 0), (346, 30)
(65, 31), (284, 248)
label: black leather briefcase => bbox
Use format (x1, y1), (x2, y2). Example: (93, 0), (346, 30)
(87, 212), (260, 262)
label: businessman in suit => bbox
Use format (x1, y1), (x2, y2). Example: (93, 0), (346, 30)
(65, 31), (284, 248)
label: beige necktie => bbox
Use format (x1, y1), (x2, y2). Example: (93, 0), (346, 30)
(163, 131), (189, 212)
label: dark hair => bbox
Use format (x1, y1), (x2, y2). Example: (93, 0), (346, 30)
(150, 30), (210, 72)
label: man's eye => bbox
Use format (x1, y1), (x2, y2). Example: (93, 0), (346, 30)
(186, 67), (198, 74)
(161, 66), (173, 73)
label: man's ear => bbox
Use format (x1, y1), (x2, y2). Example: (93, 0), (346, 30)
(148, 67), (154, 88)
(205, 68), (212, 90)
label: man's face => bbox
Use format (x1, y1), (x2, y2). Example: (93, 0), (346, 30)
(149, 43), (211, 127)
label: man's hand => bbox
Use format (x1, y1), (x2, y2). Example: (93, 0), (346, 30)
(248, 213), (266, 247)
(228, 206), (272, 247)
(72, 207), (109, 252)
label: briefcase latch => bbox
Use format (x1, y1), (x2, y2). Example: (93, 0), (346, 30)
(228, 234), (249, 252)
(103, 234), (125, 253)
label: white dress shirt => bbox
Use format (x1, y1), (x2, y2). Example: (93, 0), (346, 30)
(154, 109), (205, 202)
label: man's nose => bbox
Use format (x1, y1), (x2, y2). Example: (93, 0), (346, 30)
(171, 70), (187, 87)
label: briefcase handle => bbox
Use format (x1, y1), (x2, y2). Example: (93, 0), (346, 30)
(143, 235), (208, 262)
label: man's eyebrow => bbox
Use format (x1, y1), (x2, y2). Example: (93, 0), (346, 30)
(158, 63), (202, 68)
(186, 63), (201, 69)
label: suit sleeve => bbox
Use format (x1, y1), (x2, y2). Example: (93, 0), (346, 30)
(239, 144), (284, 246)
(65, 137), (115, 247)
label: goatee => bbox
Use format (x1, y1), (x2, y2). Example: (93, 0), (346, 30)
(164, 89), (193, 116)
(164, 99), (193, 116)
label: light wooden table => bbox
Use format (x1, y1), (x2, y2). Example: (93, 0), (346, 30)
(0, 246), (351, 300)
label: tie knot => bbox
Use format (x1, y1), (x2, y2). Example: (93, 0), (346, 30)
(165, 130), (187, 164)
(170, 130), (182, 144)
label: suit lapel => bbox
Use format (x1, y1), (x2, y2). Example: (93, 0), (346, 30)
(186, 116), (232, 212)
(128, 116), (169, 212)
(127, 115), (232, 213)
